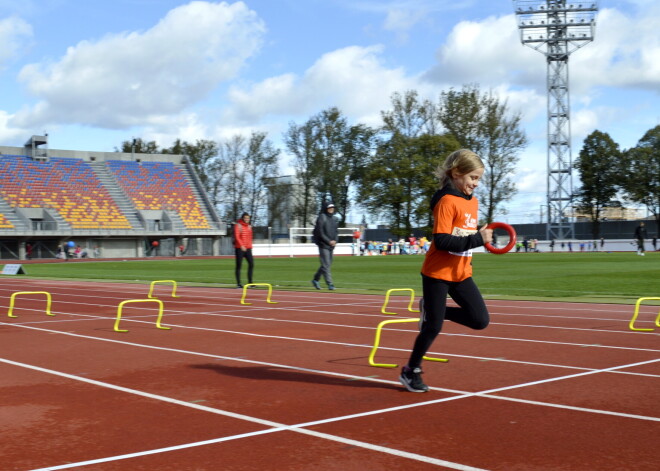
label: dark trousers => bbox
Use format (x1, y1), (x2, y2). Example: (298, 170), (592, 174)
(235, 248), (254, 285)
(407, 275), (489, 369)
(313, 246), (334, 285)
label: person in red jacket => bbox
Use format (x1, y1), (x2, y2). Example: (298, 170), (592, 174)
(234, 212), (254, 288)
(399, 149), (493, 393)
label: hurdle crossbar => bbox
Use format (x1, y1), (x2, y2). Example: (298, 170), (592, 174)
(629, 297), (660, 332)
(7, 291), (54, 318)
(114, 299), (171, 333)
(369, 317), (448, 368)
(241, 283), (278, 305)
(381, 288), (420, 315)
(148, 280), (181, 299)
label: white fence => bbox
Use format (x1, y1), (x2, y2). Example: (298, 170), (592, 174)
(248, 238), (651, 257)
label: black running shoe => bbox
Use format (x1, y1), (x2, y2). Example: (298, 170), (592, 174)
(311, 279), (321, 290)
(399, 366), (429, 393)
(418, 298), (425, 330)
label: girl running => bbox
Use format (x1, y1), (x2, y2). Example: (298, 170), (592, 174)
(399, 149), (493, 392)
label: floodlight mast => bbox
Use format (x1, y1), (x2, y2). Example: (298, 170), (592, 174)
(513, 0), (598, 240)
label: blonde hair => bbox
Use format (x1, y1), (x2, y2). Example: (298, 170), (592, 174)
(434, 149), (484, 188)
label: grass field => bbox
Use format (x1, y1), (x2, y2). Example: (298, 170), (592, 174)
(4, 251), (658, 303)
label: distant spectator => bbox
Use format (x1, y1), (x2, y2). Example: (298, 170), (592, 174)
(234, 212), (254, 288)
(634, 221), (647, 256)
(311, 201), (338, 290)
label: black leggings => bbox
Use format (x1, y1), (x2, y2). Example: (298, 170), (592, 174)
(407, 275), (489, 369)
(235, 248), (254, 285)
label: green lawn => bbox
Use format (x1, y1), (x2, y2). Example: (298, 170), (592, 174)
(4, 252), (658, 304)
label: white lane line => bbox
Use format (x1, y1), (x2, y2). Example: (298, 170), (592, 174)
(15, 355), (659, 470)
(3, 321), (659, 423)
(4, 315), (660, 380)
(5, 358), (487, 471)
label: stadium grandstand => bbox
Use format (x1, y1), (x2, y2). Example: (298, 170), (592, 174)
(0, 135), (226, 260)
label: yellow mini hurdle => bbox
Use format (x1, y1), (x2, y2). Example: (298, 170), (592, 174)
(147, 280), (181, 299)
(240, 283), (278, 305)
(629, 297), (660, 332)
(368, 317), (448, 368)
(381, 288), (420, 315)
(7, 291), (54, 318)
(114, 299), (171, 333)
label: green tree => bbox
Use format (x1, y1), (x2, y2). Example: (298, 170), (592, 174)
(313, 107), (374, 226)
(115, 138), (160, 154)
(359, 90), (459, 236)
(285, 107), (375, 227)
(574, 130), (621, 238)
(437, 84), (527, 222)
(284, 119), (320, 227)
(242, 132), (280, 226)
(621, 125), (660, 235)
(164, 139), (219, 196)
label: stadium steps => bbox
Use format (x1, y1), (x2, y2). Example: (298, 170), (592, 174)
(0, 197), (25, 229)
(44, 207), (71, 230)
(178, 163), (217, 228)
(89, 161), (143, 229)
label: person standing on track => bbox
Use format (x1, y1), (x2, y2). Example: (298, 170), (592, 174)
(311, 201), (338, 290)
(634, 221), (647, 256)
(399, 149), (493, 393)
(234, 212), (254, 288)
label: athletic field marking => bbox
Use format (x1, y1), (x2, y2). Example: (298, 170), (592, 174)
(3, 321), (659, 422)
(8, 355), (659, 470)
(4, 357), (488, 471)
(7, 313), (660, 380)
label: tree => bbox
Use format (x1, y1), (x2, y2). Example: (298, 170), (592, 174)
(437, 84), (527, 222)
(242, 132), (280, 226)
(285, 107), (375, 227)
(621, 125), (660, 235)
(216, 135), (247, 222)
(359, 90), (459, 236)
(115, 138), (160, 154)
(574, 130), (621, 238)
(284, 119), (319, 227)
(313, 107), (374, 226)
(164, 139), (219, 196)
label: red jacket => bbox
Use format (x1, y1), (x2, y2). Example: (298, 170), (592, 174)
(233, 219), (253, 249)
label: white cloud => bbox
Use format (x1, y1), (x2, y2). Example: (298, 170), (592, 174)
(425, 13), (542, 88)
(569, 7), (660, 93)
(0, 110), (28, 142)
(224, 45), (414, 127)
(0, 16), (32, 70)
(12, 1), (265, 129)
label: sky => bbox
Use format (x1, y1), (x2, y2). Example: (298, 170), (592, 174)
(0, 0), (658, 225)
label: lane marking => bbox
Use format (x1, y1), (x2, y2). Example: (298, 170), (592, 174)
(2, 322), (659, 423)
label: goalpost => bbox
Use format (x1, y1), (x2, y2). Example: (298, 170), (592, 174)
(288, 227), (360, 258)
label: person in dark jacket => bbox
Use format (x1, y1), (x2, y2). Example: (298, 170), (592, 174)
(311, 201), (338, 290)
(634, 221), (647, 256)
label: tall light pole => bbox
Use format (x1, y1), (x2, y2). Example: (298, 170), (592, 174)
(513, 1), (598, 240)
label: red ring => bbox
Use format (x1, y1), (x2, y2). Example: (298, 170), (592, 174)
(484, 222), (516, 254)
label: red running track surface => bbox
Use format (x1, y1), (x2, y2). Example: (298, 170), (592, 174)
(0, 278), (658, 470)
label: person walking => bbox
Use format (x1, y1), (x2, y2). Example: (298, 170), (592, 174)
(634, 221), (648, 256)
(234, 212), (254, 287)
(399, 149), (493, 393)
(311, 201), (338, 290)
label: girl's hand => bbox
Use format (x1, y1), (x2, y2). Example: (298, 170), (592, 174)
(479, 224), (493, 244)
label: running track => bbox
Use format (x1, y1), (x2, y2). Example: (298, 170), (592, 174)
(1, 278), (658, 470)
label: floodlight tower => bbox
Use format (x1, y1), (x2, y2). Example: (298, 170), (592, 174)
(513, 1), (598, 240)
